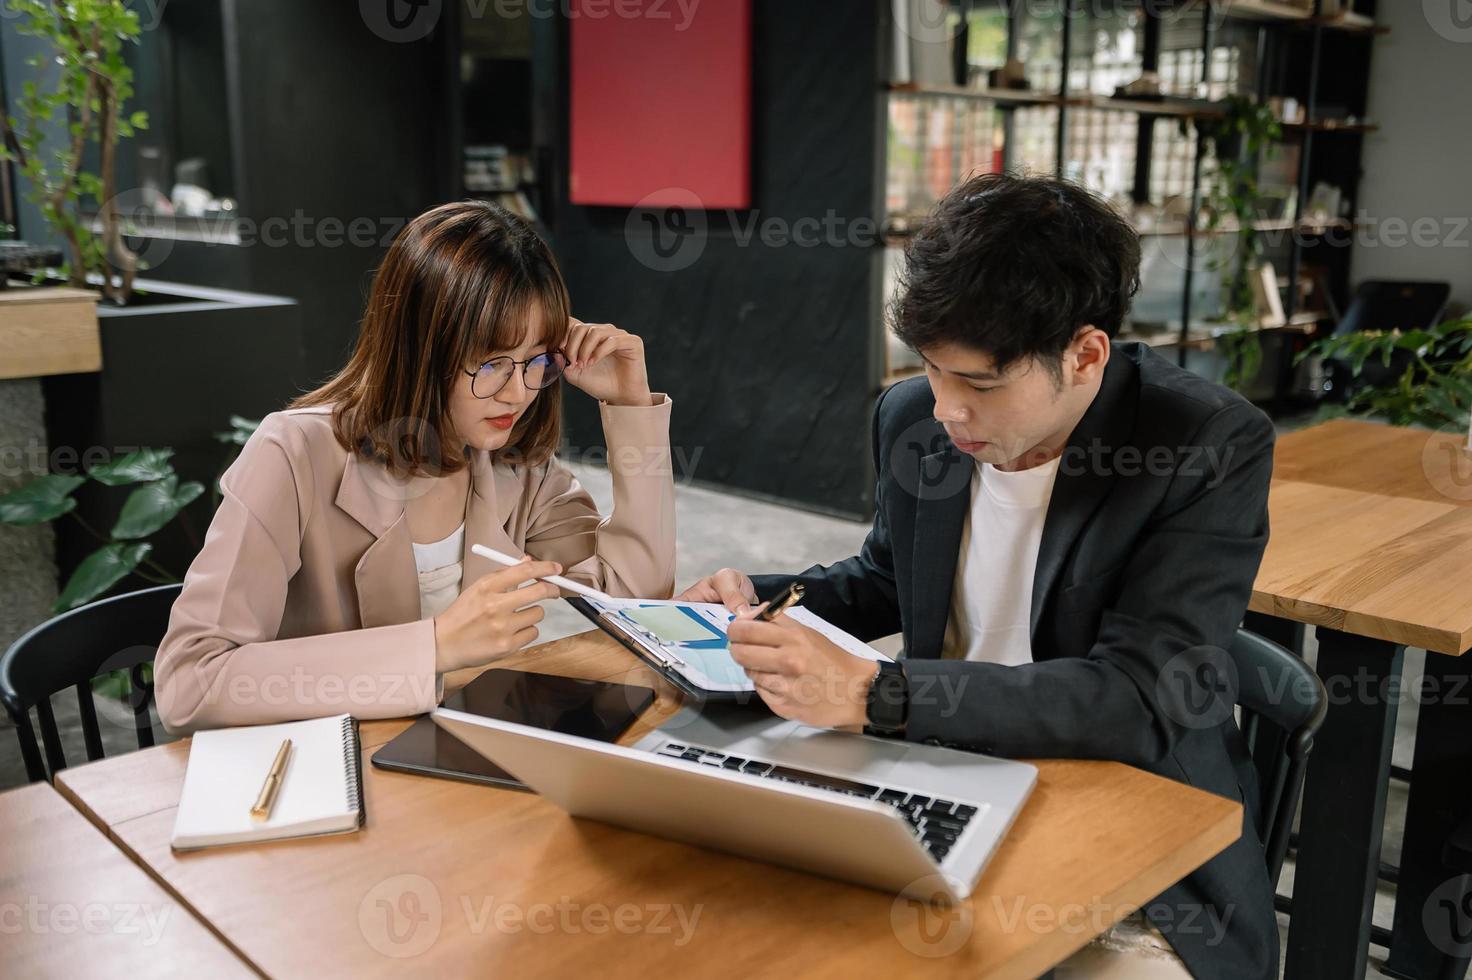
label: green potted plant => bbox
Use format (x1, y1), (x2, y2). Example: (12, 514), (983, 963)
(0, 448), (202, 612)
(0, 0), (149, 303)
(0, 414), (261, 614)
(1193, 96), (1283, 392)
(0, 415), (257, 707)
(1297, 318), (1472, 431)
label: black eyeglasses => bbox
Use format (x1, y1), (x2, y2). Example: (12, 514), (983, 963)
(464, 350), (568, 399)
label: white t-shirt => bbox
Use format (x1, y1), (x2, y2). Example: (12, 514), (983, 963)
(941, 456), (1061, 666)
(412, 522), (465, 621)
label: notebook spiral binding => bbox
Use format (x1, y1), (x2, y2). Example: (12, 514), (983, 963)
(341, 716), (365, 824)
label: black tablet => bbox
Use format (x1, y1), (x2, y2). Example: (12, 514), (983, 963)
(370, 668), (657, 791)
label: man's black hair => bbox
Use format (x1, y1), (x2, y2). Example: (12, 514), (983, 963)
(891, 172), (1142, 375)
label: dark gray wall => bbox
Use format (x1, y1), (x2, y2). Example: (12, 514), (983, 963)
(541, 1), (888, 518)
(216, 0), (456, 387)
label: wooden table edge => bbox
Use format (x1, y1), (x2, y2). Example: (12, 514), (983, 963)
(1248, 591), (1470, 656)
(999, 792), (1243, 980)
(52, 774), (270, 978)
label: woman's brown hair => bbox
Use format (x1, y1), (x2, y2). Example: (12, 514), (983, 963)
(291, 201), (571, 475)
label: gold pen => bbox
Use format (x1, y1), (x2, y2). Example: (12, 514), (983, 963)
(755, 582), (805, 622)
(250, 738), (292, 821)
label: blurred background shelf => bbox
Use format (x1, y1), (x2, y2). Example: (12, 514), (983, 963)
(1214, 0), (1313, 23)
(884, 0), (1383, 404)
(1212, 0), (1384, 33)
(887, 81), (1063, 105)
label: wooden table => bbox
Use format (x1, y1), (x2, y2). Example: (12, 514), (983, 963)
(56, 632), (1243, 979)
(0, 781), (252, 977)
(1247, 419), (1472, 980)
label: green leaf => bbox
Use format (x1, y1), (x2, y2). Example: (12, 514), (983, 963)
(0, 474), (86, 525)
(1349, 345), (1373, 376)
(91, 669), (130, 701)
(91, 648), (153, 701)
(88, 448), (175, 485)
(110, 476), (206, 540)
(1313, 402), (1353, 423)
(1423, 385), (1462, 426)
(129, 110), (148, 129)
(1396, 329), (1437, 353)
(54, 542), (152, 613)
(213, 416), (261, 445)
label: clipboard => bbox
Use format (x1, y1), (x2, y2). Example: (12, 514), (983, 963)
(566, 596), (893, 702)
(567, 596), (753, 702)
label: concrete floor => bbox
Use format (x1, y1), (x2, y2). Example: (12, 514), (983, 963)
(0, 458), (1429, 978)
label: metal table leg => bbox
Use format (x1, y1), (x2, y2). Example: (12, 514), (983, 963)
(1285, 628), (1404, 980)
(1385, 649), (1472, 980)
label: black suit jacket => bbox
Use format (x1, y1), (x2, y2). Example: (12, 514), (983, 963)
(752, 342), (1278, 979)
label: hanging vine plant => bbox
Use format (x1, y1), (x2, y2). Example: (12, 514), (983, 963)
(1191, 96), (1282, 392)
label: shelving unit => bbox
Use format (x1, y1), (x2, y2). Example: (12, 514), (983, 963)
(1201, 0), (1382, 32)
(886, 84), (1380, 129)
(1216, 0), (1313, 21)
(886, 214), (1359, 242)
(881, 0), (1383, 398)
(887, 81), (1064, 105)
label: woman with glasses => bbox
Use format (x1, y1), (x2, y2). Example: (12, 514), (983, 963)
(154, 201), (674, 732)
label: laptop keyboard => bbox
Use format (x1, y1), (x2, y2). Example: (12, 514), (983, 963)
(653, 741), (979, 863)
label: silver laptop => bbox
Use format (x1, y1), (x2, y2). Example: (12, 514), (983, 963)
(433, 702), (1036, 903)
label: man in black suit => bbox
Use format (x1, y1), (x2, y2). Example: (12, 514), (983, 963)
(680, 173), (1278, 978)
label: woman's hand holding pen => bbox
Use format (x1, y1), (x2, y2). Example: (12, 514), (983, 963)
(562, 318), (655, 407)
(433, 560), (562, 673)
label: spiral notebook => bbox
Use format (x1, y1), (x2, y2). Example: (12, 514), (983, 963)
(171, 714), (365, 850)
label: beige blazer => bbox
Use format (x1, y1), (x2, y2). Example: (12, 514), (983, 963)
(155, 397), (675, 733)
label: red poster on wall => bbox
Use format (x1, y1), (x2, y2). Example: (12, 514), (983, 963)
(568, 0), (753, 209)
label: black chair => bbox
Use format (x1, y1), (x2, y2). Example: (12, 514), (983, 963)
(0, 584), (181, 782)
(1333, 280), (1451, 338)
(1230, 628), (1328, 887)
(1327, 280), (1452, 402)
(1437, 817), (1472, 980)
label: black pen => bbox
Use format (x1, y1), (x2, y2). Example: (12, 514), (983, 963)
(755, 582), (805, 622)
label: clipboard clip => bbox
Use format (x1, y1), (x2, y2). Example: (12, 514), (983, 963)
(597, 613), (686, 668)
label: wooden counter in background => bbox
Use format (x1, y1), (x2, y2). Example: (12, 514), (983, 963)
(0, 285), (100, 380)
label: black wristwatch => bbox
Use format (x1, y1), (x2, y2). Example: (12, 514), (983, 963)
(864, 659), (909, 737)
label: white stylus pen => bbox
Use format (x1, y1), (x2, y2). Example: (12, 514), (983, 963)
(471, 544), (613, 602)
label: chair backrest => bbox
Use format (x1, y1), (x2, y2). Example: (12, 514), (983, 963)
(1334, 280), (1451, 337)
(1229, 628), (1328, 888)
(0, 584), (182, 782)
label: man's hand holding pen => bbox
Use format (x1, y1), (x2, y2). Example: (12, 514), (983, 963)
(679, 572), (881, 728)
(727, 606), (879, 730)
